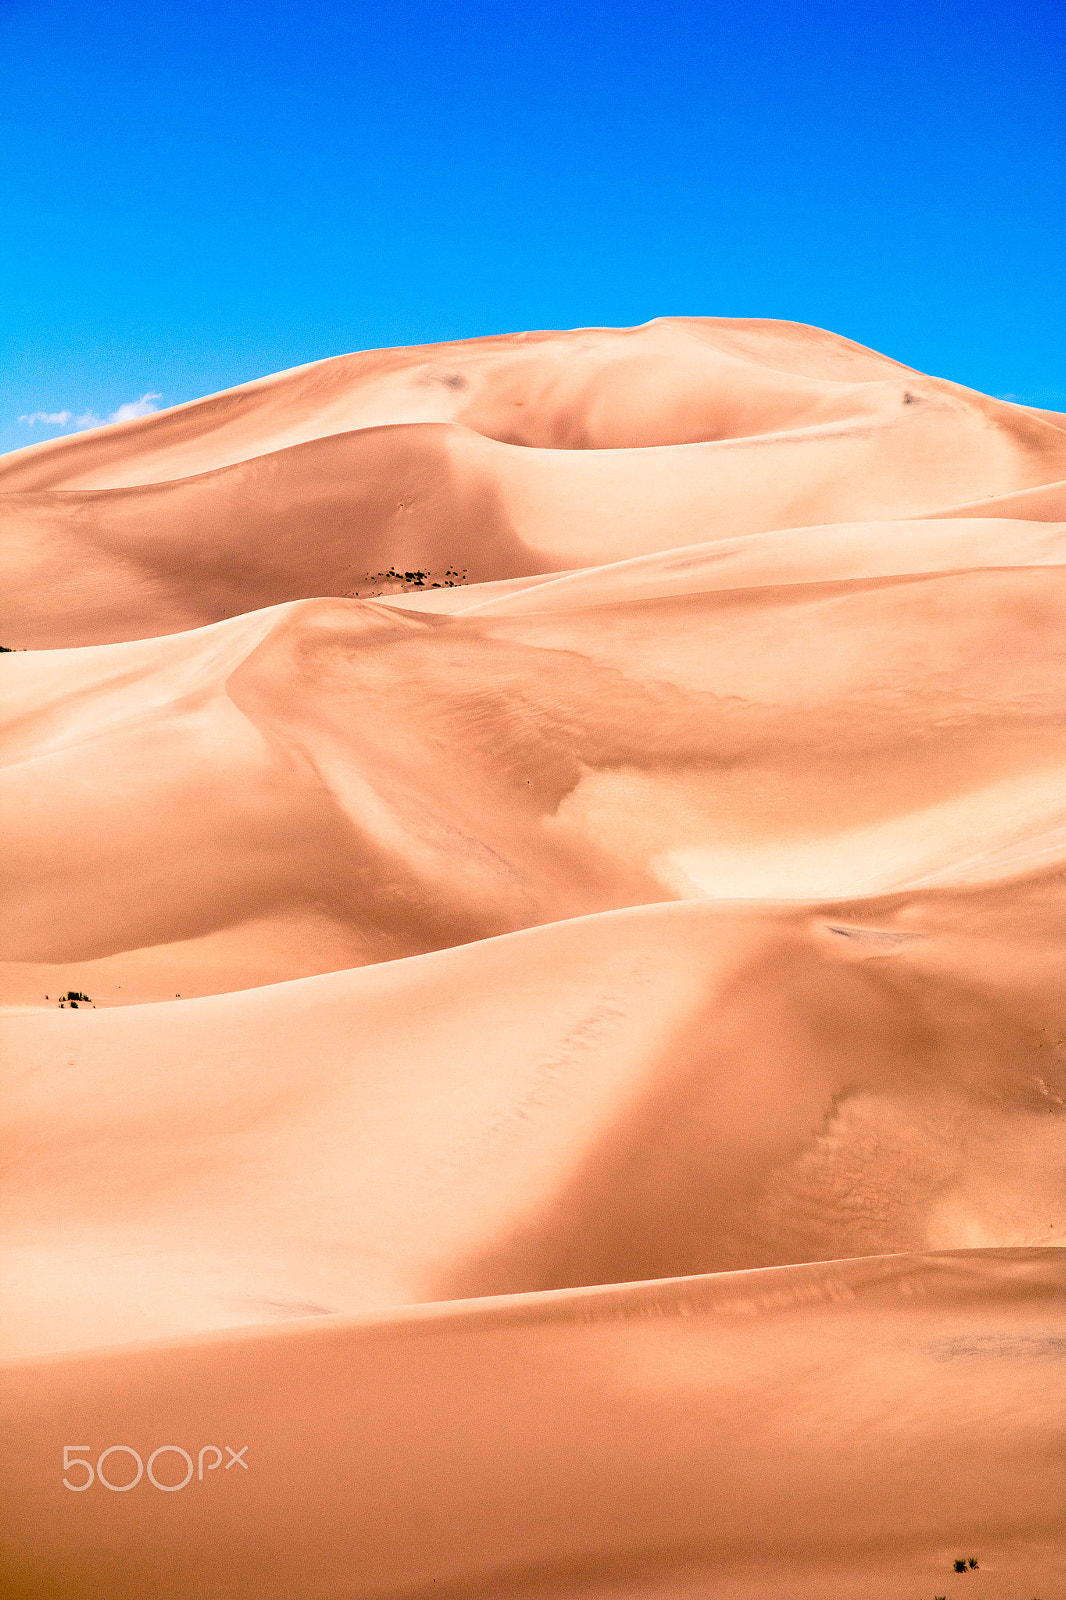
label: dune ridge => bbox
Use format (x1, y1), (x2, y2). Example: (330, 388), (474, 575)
(2, 319), (1064, 1598)
(4, 319), (1066, 649)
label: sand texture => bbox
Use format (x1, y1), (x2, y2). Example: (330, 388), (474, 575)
(2, 319), (1064, 1598)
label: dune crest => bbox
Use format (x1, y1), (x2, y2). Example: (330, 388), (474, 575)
(2, 320), (1064, 1598)
(3, 319), (1065, 648)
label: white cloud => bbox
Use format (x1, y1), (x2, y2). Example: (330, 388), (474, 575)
(18, 392), (163, 434)
(995, 391), (1066, 404)
(108, 392), (162, 424)
(19, 409), (73, 426)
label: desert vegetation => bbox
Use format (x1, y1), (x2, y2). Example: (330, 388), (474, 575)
(345, 565), (468, 597)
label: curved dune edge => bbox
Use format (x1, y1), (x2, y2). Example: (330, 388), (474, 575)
(3, 1249), (1064, 1599)
(2, 317), (1065, 649)
(4, 318), (1066, 1596)
(7, 543), (1066, 992)
(4, 412), (1065, 646)
(3, 892), (1065, 1363)
(0, 318), (926, 491)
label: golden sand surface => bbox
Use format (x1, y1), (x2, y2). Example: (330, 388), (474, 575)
(2, 319), (1064, 1597)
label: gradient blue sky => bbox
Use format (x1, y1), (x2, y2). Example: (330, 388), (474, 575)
(2, 0), (1063, 455)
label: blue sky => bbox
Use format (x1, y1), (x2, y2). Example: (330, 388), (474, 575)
(1, 0), (1063, 456)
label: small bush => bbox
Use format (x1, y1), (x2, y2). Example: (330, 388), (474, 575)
(58, 990), (93, 1009)
(352, 566), (470, 596)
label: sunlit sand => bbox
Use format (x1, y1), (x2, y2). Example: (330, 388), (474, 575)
(2, 319), (1064, 1597)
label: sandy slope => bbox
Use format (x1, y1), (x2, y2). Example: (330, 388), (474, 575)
(2, 319), (1065, 1599)
(3, 1253), (1064, 1600)
(3, 891), (1066, 1359)
(5, 542), (1066, 1000)
(0, 319), (923, 491)
(3, 320), (1066, 648)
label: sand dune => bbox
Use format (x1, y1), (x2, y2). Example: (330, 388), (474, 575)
(4, 1251), (1064, 1600)
(3, 319), (1065, 1598)
(3, 889), (1066, 1359)
(3, 320), (1066, 648)
(5, 549), (1066, 999)
(0, 319), (922, 491)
